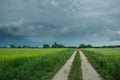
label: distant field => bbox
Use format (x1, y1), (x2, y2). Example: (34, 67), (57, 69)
(82, 48), (120, 59)
(0, 48), (75, 80)
(0, 48), (69, 60)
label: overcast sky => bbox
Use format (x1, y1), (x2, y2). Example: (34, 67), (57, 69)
(0, 0), (120, 47)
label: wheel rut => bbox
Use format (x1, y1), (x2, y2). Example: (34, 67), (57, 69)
(79, 50), (103, 80)
(52, 50), (77, 80)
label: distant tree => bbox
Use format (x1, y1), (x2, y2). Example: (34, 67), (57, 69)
(78, 44), (92, 48)
(0, 46), (7, 48)
(65, 46), (77, 48)
(17, 46), (21, 48)
(35, 46), (39, 48)
(52, 42), (65, 48)
(22, 45), (31, 48)
(23, 45), (27, 48)
(71, 46), (77, 48)
(58, 44), (64, 48)
(103, 45), (106, 48)
(43, 44), (50, 48)
(86, 44), (92, 48)
(52, 42), (58, 48)
(10, 44), (16, 48)
(27, 46), (31, 48)
(78, 44), (86, 48)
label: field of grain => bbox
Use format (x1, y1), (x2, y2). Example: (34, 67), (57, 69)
(0, 48), (71, 60)
(0, 48), (75, 80)
(82, 48), (120, 80)
(82, 48), (120, 59)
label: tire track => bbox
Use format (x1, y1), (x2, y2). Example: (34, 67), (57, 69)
(79, 50), (103, 80)
(52, 50), (77, 80)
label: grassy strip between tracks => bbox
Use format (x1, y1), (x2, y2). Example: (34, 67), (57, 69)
(68, 50), (82, 80)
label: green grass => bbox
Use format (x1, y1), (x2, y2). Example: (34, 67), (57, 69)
(0, 48), (75, 80)
(68, 50), (82, 80)
(82, 48), (120, 59)
(0, 48), (69, 60)
(81, 48), (120, 80)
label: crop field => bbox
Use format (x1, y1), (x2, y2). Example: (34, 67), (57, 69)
(0, 48), (75, 80)
(82, 48), (120, 59)
(0, 48), (72, 60)
(81, 48), (120, 80)
(1, 48), (120, 80)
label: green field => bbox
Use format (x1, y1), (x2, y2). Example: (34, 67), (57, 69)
(1, 48), (120, 80)
(0, 48), (70, 60)
(82, 48), (120, 59)
(82, 48), (120, 80)
(0, 48), (75, 80)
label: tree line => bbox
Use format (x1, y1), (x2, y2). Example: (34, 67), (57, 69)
(1, 42), (119, 48)
(1, 43), (92, 48)
(43, 42), (92, 48)
(43, 42), (65, 48)
(9, 44), (38, 48)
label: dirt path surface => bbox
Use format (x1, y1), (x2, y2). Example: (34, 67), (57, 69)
(79, 50), (103, 80)
(52, 50), (77, 80)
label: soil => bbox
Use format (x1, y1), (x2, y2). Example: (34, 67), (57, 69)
(52, 50), (77, 80)
(79, 50), (103, 80)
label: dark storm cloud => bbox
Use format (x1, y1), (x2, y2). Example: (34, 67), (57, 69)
(0, 0), (120, 46)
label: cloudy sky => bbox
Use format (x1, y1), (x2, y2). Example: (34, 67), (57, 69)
(0, 0), (120, 47)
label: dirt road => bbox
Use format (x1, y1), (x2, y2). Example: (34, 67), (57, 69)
(79, 50), (103, 80)
(52, 50), (77, 80)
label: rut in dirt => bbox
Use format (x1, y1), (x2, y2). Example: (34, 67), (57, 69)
(52, 50), (77, 80)
(79, 50), (103, 80)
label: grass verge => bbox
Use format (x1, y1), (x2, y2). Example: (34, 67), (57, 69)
(82, 50), (120, 80)
(68, 50), (82, 80)
(0, 48), (75, 80)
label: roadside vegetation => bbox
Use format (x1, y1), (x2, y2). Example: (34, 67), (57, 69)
(0, 48), (75, 80)
(68, 50), (82, 80)
(82, 48), (120, 80)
